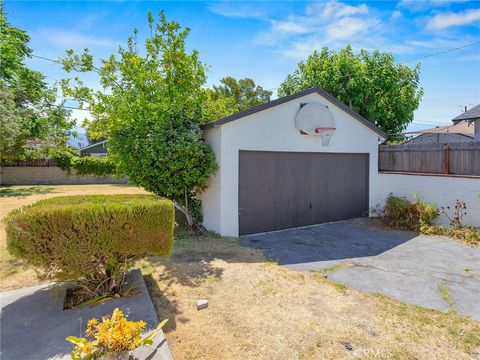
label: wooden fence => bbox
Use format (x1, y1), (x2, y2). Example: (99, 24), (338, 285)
(378, 141), (480, 176)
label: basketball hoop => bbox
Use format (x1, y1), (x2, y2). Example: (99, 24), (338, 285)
(315, 127), (336, 146)
(295, 102), (336, 146)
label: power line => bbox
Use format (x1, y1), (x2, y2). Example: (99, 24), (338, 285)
(399, 41), (480, 64)
(30, 42), (478, 119)
(30, 54), (61, 64)
(32, 40), (480, 99)
(411, 122), (451, 127)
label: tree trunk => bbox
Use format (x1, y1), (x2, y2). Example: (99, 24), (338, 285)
(174, 202), (194, 227)
(173, 202), (206, 233)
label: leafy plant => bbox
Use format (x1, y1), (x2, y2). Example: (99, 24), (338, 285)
(59, 12), (217, 227)
(383, 194), (438, 231)
(278, 45), (423, 141)
(67, 308), (168, 360)
(5, 195), (174, 297)
(0, 5), (75, 162)
(71, 156), (116, 176)
(204, 76), (272, 121)
(49, 148), (117, 176)
(48, 147), (76, 172)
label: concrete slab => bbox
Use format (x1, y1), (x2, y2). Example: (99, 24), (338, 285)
(241, 221), (480, 320)
(0, 269), (172, 360)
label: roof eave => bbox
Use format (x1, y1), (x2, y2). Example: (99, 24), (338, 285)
(201, 87), (387, 139)
(79, 139), (108, 151)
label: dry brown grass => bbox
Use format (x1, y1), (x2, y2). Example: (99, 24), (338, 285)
(2, 185), (479, 358)
(142, 231), (480, 360)
(0, 184), (148, 290)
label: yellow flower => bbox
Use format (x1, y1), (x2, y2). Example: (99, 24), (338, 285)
(67, 307), (161, 358)
(86, 318), (98, 337)
(82, 342), (94, 356)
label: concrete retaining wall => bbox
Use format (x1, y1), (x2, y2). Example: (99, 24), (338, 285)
(0, 166), (127, 185)
(376, 172), (480, 227)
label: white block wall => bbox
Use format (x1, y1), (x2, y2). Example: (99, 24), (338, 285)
(376, 173), (480, 227)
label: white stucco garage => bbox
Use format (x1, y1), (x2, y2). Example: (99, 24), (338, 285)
(199, 87), (386, 237)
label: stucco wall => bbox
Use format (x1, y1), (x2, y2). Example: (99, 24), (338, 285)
(0, 167), (127, 185)
(200, 126), (222, 232)
(201, 92), (383, 236)
(376, 173), (480, 227)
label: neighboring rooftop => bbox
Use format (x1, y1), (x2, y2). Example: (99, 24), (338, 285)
(79, 139), (108, 151)
(452, 104), (480, 123)
(403, 121), (475, 136)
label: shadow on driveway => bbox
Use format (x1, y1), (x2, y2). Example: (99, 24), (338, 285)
(240, 221), (416, 266)
(240, 220), (480, 320)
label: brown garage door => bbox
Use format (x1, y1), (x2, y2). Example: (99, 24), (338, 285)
(239, 151), (369, 235)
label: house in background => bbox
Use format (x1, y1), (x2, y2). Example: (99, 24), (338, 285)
(403, 121), (475, 144)
(79, 140), (108, 157)
(452, 104), (480, 141)
(404, 104), (478, 144)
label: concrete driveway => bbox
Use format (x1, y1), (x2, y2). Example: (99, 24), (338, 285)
(240, 221), (480, 320)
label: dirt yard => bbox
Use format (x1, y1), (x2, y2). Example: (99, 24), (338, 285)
(2, 185), (479, 359)
(0, 184), (148, 289)
(142, 232), (480, 360)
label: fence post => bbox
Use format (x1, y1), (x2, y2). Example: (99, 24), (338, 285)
(443, 145), (450, 175)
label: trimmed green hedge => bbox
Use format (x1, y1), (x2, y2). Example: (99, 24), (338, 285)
(6, 195), (174, 295)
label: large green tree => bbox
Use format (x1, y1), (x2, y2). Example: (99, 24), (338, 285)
(204, 77), (272, 121)
(0, 4), (74, 162)
(60, 12), (217, 225)
(279, 45), (423, 139)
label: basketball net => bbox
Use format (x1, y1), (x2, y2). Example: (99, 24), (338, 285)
(315, 127), (336, 146)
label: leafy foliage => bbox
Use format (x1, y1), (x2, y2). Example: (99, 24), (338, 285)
(6, 195), (174, 296)
(383, 194), (438, 231)
(0, 5), (74, 162)
(383, 195), (479, 246)
(48, 147), (76, 171)
(48, 148), (116, 176)
(59, 12), (217, 223)
(204, 77), (272, 121)
(67, 308), (168, 360)
(0, 88), (29, 160)
(71, 156), (116, 176)
(278, 45), (423, 140)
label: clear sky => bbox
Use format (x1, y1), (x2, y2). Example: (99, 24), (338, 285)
(5, 0), (480, 136)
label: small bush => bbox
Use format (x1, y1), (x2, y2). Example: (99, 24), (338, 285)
(72, 156), (117, 176)
(383, 194), (438, 231)
(6, 195), (174, 296)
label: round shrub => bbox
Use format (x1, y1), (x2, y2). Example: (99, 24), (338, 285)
(383, 194), (438, 231)
(5, 195), (174, 296)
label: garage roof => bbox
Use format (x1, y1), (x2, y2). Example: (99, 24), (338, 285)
(201, 87), (387, 138)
